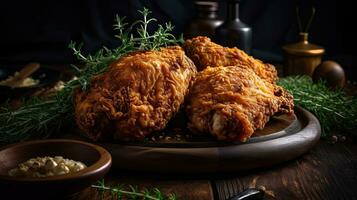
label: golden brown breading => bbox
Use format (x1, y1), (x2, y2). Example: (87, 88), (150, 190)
(186, 65), (293, 142)
(74, 46), (197, 141)
(183, 36), (278, 83)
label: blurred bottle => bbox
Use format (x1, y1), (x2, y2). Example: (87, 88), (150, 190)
(214, 0), (252, 54)
(184, 1), (223, 39)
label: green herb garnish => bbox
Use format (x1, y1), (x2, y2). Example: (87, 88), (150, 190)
(278, 75), (357, 137)
(92, 180), (177, 200)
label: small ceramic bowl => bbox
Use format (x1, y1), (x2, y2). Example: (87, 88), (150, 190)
(0, 139), (112, 199)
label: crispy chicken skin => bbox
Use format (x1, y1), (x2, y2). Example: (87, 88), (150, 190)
(74, 46), (197, 141)
(183, 36), (278, 83)
(186, 65), (293, 142)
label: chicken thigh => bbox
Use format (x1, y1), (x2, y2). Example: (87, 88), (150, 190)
(74, 46), (197, 141)
(186, 65), (293, 142)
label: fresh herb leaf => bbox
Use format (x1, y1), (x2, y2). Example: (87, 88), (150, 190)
(278, 75), (357, 138)
(91, 179), (177, 200)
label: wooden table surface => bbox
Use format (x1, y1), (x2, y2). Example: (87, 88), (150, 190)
(73, 140), (357, 200)
(2, 65), (356, 200)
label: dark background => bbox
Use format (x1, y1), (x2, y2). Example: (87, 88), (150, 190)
(0, 0), (355, 80)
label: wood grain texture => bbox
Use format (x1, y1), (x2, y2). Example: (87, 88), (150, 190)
(75, 175), (214, 200)
(214, 141), (357, 200)
(73, 141), (357, 200)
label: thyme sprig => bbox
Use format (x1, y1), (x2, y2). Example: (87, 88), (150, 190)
(92, 180), (177, 200)
(278, 75), (357, 137)
(0, 8), (182, 145)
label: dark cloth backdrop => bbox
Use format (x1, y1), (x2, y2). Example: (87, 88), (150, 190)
(0, 0), (355, 79)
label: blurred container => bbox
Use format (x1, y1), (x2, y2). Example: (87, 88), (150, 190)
(214, 0), (252, 54)
(184, 1), (223, 39)
(282, 33), (325, 77)
(313, 60), (346, 88)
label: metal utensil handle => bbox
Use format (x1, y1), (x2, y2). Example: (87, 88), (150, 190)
(226, 188), (265, 200)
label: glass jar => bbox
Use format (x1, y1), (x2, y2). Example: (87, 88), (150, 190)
(184, 1), (223, 39)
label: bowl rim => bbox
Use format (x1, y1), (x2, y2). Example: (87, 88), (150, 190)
(0, 139), (112, 182)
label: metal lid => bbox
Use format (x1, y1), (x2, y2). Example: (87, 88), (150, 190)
(195, 1), (219, 11)
(282, 33), (325, 56)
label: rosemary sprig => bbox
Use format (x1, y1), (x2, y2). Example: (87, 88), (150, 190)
(278, 75), (357, 138)
(0, 98), (72, 144)
(92, 180), (177, 200)
(0, 8), (182, 145)
(68, 7), (182, 92)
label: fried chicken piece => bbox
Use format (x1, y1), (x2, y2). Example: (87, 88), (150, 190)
(186, 65), (293, 142)
(183, 36), (278, 83)
(74, 46), (197, 141)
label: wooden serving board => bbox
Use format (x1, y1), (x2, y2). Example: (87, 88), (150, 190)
(99, 107), (321, 173)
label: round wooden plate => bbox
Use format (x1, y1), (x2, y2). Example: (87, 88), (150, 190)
(101, 107), (321, 173)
